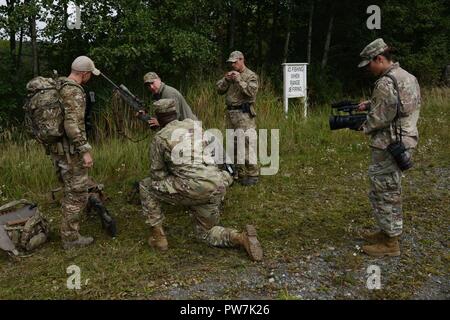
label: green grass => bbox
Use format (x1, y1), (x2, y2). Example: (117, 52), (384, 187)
(0, 86), (449, 299)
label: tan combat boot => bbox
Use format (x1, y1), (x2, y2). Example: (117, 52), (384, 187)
(362, 234), (400, 257)
(148, 224), (168, 251)
(360, 230), (387, 244)
(232, 225), (263, 261)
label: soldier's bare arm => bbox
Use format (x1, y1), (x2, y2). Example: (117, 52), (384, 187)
(60, 85), (92, 154)
(363, 80), (398, 134)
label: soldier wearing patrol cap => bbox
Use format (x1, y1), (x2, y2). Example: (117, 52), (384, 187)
(357, 39), (421, 257)
(138, 98), (263, 261)
(49, 56), (100, 249)
(216, 51), (260, 186)
(143, 72), (198, 128)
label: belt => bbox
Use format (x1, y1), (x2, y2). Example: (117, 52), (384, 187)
(227, 105), (243, 111)
(226, 103), (252, 111)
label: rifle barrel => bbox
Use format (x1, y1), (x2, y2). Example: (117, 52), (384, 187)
(331, 101), (359, 108)
(100, 73), (121, 91)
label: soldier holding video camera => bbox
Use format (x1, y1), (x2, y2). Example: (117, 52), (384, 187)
(357, 39), (421, 257)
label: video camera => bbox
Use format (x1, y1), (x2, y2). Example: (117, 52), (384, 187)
(329, 101), (367, 131)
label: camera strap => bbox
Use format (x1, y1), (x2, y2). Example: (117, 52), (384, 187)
(384, 73), (403, 144)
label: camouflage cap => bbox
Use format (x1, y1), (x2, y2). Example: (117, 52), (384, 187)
(227, 51), (244, 63)
(71, 56), (100, 76)
(358, 38), (389, 68)
(143, 72), (160, 84)
(153, 98), (176, 114)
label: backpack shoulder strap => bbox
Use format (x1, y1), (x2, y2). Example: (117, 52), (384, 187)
(58, 79), (84, 92)
(383, 73), (403, 120)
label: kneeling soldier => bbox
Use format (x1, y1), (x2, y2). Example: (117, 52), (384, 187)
(139, 99), (263, 261)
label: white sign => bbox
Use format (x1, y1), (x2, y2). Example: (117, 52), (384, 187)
(282, 63), (308, 117)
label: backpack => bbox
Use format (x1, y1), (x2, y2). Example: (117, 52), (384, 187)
(0, 199), (49, 256)
(23, 74), (82, 144)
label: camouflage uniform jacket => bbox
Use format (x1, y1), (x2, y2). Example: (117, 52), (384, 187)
(149, 119), (232, 197)
(49, 77), (91, 154)
(216, 67), (259, 107)
(153, 83), (198, 121)
(363, 63), (421, 150)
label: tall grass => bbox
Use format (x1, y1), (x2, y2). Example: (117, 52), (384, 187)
(0, 83), (449, 202)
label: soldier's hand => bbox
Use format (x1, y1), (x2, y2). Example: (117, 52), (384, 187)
(135, 110), (147, 117)
(149, 117), (160, 128)
(225, 72), (233, 81)
(358, 100), (370, 111)
(229, 71), (240, 82)
(83, 152), (94, 168)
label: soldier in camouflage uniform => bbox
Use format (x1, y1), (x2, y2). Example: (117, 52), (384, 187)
(139, 99), (263, 261)
(216, 51), (260, 186)
(357, 39), (421, 257)
(143, 72), (198, 128)
(49, 56), (100, 249)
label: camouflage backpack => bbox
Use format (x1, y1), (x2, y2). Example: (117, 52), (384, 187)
(23, 73), (82, 144)
(0, 199), (49, 256)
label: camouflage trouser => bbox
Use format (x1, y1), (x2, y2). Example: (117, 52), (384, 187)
(368, 148), (403, 237)
(226, 110), (259, 178)
(51, 153), (88, 241)
(139, 176), (240, 248)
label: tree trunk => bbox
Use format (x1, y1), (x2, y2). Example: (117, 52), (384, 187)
(282, 32), (290, 63)
(30, 13), (39, 76)
(16, 27), (24, 70)
(282, 1), (292, 64)
(269, 1), (280, 61)
(229, 1), (236, 50)
(256, 2), (263, 68)
(321, 12), (334, 69)
(6, 0), (17, 60)
(307, 1), (314, 64)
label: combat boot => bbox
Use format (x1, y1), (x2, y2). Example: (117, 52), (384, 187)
(362, 235), (400, 257)
(360, 230), (387, 244)
(62, 235), (94, 250)
(148, 224), (168, 251)
(232, 225), (263, 261)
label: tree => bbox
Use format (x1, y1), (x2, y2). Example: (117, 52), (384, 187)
(321, 2), (334, 69)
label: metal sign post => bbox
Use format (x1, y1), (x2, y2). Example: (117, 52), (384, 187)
(282, 63), (308, 118)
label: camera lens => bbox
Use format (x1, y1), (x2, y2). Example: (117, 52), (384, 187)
(387, 142), (413, 171)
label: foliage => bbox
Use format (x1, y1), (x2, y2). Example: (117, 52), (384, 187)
(0, 0), (449, 124)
